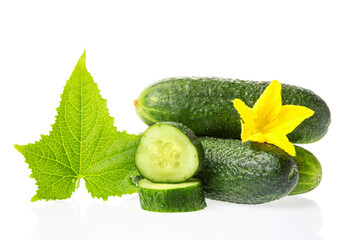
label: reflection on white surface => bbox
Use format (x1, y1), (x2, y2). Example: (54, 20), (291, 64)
(32, 195), (323, 240)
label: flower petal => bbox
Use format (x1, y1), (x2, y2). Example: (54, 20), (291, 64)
(233, 98), (257, 139)
(265, 132), (296, 156)
(233, 98), (256, 123)
(253, 80), (282, 129)
(244, 132), (267, 143)
(262, 105), (314, 134)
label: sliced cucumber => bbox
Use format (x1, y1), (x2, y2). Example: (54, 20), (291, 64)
(138, 178), (207, 212)
(135, 122), (203, 183)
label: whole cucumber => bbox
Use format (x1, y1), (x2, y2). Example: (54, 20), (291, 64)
(135, 77), (331, 143)
(196, 137), (299, 204)
(289, 146), (322, 195)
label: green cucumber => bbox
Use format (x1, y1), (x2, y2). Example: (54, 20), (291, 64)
(135, 77), (331, 143)
(135, 122), (203, 183)
(137, 178), (207, 212)
(289, 146), (322, 195)
(196, 137), (298, 204)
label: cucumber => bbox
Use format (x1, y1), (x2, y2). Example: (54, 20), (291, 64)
(196, 137), (298, 204)
(137, 178), (207, 212)
(135, 122), (203, 183)
(135, 77), (331, 143)
(289, 146), (322, 195)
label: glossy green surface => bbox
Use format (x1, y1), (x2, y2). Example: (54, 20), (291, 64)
(196, 137), (299, 204)
(136, 77), (331, 143)
(137, 178), (207, 212)
(289, 146), (322, 195)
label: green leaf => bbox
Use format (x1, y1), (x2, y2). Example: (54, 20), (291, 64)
(14, 51), (140, 201)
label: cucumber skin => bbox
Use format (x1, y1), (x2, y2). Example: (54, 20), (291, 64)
(289, 146), (322, 195)
(135, 121), (204, 183)
(136, 77), (331, 144)
(196, 137), (299, 204)
(138, 179), (207, 212)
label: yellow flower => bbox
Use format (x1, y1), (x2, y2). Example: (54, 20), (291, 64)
(233, 80), (314, 156)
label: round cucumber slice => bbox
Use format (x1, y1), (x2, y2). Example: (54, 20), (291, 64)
(138, 178), (207, 212)
(135, 122), (203, 183)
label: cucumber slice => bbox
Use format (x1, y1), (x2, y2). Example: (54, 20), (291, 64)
(138, 178), (207, 212)
(135, 122), (203, 183)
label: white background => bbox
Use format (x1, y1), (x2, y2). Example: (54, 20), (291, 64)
(1, 0), (359, 239)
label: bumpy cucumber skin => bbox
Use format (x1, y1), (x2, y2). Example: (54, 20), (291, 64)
(135, 77), (331, 144)
(195, 137), (298, 204)
(138, 179), (207, 212)
(289, 146), (322, 195)
(135, 121), (204, 183)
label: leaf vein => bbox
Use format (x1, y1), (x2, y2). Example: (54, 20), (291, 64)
(26, 150), (74, 171)
(82, 146), (135, 175)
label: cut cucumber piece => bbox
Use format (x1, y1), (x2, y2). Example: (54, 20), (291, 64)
(135, 122), (203, 183)
(137, 178), (207, 212)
